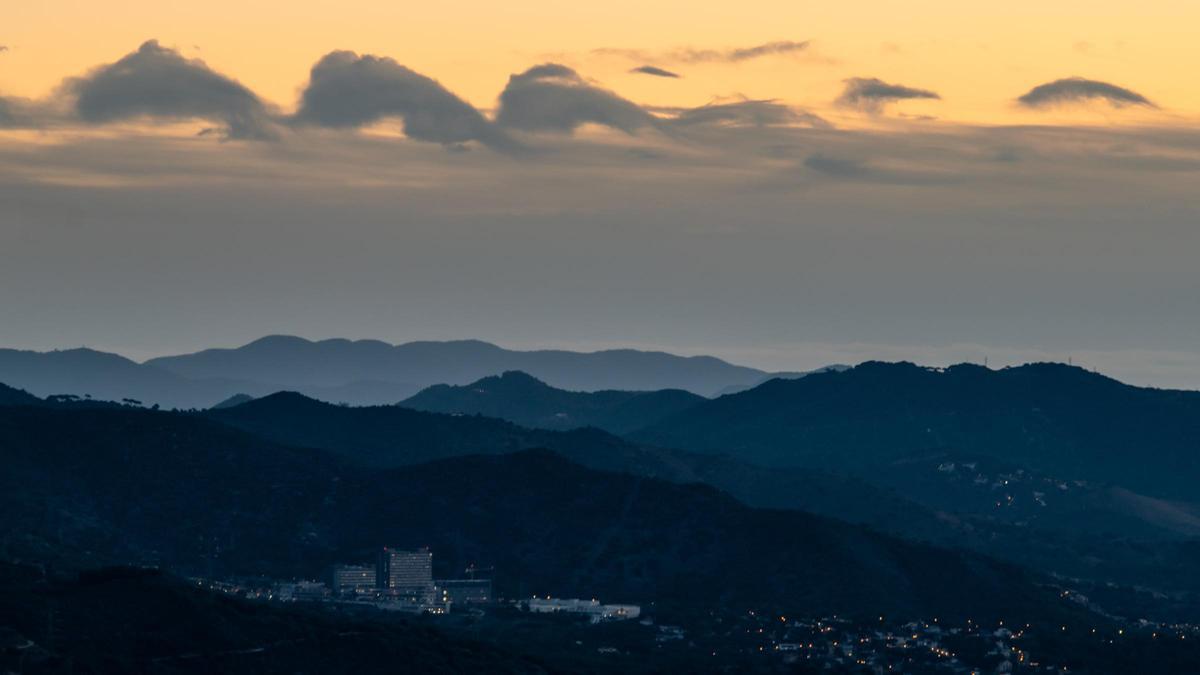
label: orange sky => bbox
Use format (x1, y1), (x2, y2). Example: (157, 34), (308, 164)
(2, 0), (1197, 125)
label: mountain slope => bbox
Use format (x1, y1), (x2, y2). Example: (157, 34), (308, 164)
(147, 335), (766, 396)
(203, 391), (941, 539)
(711, 364), (850, 397)
(0, 382), (40, 406)
(203, 390), (1200, 605)
(0, 405), (1080, 624)
(401, 371), (705, 433)
(634, 361), (1200, 501)
(210, 393), (255, 409)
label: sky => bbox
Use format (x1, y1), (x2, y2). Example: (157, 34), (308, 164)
(2, 1), (1199, 388)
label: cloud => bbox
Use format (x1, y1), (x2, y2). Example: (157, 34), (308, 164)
(292, 51), (512, 150)
(495, 63), (655, 134)
(801, 152), (958, 185)
(594, 40), (812, 64)
(64, 40), (277, 140)
(670, 99), (830, 129)
(0, 95), (52, 129)
(1017, 77), (1154, 108)
(836, 77), (940, 112)
(0, 45), (8, 53)
(630, 65), (680, 79)
(8, 123), (1200, 394)
(803, 153), (870, 178)
(681, 40), (810, 63)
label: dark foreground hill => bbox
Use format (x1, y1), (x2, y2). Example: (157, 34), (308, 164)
(0, 563), (551, 675)
(633, 361), (1200, 501)
(0, 382), (40, 406)
(0, 405), (1079, 624)
(204, 391), (943, 539)
(200, 390), (1200, 607)
(401, 371), (706, 434)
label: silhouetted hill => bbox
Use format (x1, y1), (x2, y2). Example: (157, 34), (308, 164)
(203, 390), (1200, 609)
(208, 390), (570, 466)
(0, 405), (1081, 624)
(210, 393), (255, 409)
(0, 562), (551, 674)
(204, 391), (940, 538)
(711, 365), (850, 397)
(634, 361), (1200, 501)
(401, 371), (705, 433)
(147, 335), (766, 396)
(0, 382), (40, 406)
(0, 382), (146, 411)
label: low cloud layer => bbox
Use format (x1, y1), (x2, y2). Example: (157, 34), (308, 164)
(292, 51), (508, 149)
(496, 64), (654, 134)
(65, 40), (276, 140)
(1017, 77), (1154, 108)
(671, 99), (829, 129)
(837, 77), (940, 112)
(630, 65), (680, 79)
(4, 122), (1199, 390)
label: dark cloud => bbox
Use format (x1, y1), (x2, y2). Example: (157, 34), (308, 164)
(804, 153), (870, 178)
(801, 152), (955, 186)
(65, 40), (276, 140)
(496, 63), (655, 134)
(630, 65), (681, 79)
(292, 51), (512, 150)
(0, 95), (49, 129)
(837, 77), (940, 112)
(1017, 77), (1153, 108)
(671, 99), (830, 129)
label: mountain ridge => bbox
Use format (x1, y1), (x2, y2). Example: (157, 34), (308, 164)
(146, 335), (767, 396)
(0, 403), (1082, 624)
(401, 370), (706, 433)
(0, 336), (782, 408)
(633, 360), (1200, 500)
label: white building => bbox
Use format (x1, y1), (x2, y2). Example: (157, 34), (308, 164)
(526, 597), (641, 622)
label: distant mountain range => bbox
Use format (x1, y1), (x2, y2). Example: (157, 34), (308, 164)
(0, 404), (1080, 625)
(401, 371), (707, 434)
(0, 336), (791, 408)
(146, 335), (770, 396)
